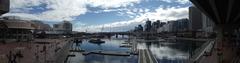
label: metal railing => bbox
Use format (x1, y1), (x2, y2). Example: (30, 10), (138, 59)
(191, 40), (215, 62)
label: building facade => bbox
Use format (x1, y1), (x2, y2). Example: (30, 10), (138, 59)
(189, 6), (203, 32)
(144, 20), (152, 32)
(53, 21), (73, 34)
(202, 13), (215, 33)
(157, 18), (190, 33)
(32, 20), (52, 31)
(0, 19), (35, 42)
(176, 19), (190, 32)
(202, 13), (215, 37)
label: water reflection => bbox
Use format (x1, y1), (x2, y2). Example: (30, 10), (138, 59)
(67, 38), (202, 63)
(80, 39), (130, 52)
(67, 39), (137, 63)
(148, 43), (189, 59)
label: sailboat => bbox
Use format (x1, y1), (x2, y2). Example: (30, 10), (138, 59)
(89, 38), (105, 43)
(89, 25), (105, 43)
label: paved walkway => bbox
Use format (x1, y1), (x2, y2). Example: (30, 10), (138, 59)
(0, 38), (72, 63)
(138, 49), (158, 63)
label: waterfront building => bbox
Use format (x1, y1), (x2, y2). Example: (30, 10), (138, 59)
(167, 21), (176, 32)
(157, 23), (169, 32)
(157, 19), (189, 33)
(159, 21), (173, 32)
(134, 24), (143, 32)
(0, 18), (36, 42)
(32, 20), (52, 31)
(202, 13), (215, 37)
(151, 20), (166, 32)
(189, 6), (203, 32)
(176, 18), (190, 32)
(144, 19), (152, 32)
(152, 21), (158, 32)
(53, 20), (73, 34)
(189, 6), (216, 38)
(160, 22), (166, 27)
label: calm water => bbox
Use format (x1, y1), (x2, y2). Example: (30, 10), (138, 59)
(67, 38), (203, 63)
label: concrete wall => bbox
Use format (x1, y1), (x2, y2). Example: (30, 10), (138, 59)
(0, 0), (9, 15)
(202, 13), (215, 33)
(55, 39), (73, 63)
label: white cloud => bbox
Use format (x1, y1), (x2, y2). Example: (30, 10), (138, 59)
(6, 0), (190, 32)
(176, 0), (190, 4)
(74, 7), (189, 32)
(92, 8), (128, 13)
(10, 0), (43, 9)
(4, 0), (141, 21)
(87, 0), (141, 9)
(160, 0), (190, 4)
(2, 13), (40, 20)
(161, 0), (173, 3)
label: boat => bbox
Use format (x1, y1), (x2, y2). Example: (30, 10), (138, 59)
(119, 44), (132, 47)
(88, 39), (105, 43)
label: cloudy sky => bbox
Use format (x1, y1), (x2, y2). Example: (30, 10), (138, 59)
(2, 0), (192, 32)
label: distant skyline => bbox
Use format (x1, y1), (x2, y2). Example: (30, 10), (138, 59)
(2, 0), (192, 32)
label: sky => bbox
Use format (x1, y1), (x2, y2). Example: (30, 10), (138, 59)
(2, 0), (192, 32)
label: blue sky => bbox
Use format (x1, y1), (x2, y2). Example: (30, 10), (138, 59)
(2, 0), (192, 32)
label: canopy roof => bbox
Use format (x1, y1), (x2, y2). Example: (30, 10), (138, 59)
(190, 0), (240, 29)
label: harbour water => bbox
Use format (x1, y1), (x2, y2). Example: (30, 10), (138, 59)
(67, 38), (204, 63)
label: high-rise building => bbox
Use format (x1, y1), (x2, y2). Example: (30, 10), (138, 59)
(189, 6), (203, 31)
(144, 19), (152, 32)
(53, 21), (72, 34)
(157, 19), (189, 33)
(202, 13), (215, 33)
(63, 21), (72, 33)
(202, 13), (215, 37)
(176, 18), (190, 32)
(167, 21), (175, 32)
(160, 22), (166, 27)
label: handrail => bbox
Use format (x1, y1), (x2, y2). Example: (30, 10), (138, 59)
(191, 40), (215, 62)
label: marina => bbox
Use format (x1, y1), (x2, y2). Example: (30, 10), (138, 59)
(66, 38), (200, 63)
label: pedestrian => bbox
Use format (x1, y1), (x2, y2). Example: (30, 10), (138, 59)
(12, 54), (17, 63)
(16, 51), (23, 58)
(6, 51), (12, 63)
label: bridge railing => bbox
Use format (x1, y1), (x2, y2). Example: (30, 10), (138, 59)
(191, 40), (215, 62)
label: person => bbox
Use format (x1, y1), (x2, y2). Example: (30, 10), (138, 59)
(12, 54), (17, 63)
(6, 51), (12, 63)
(16, 51), (23, 58)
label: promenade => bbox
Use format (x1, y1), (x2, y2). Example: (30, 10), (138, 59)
(0, 38), (72, 63)
(138, 49), (158, 63)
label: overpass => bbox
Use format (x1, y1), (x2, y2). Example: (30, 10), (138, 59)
(190, 0), (240, 62)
